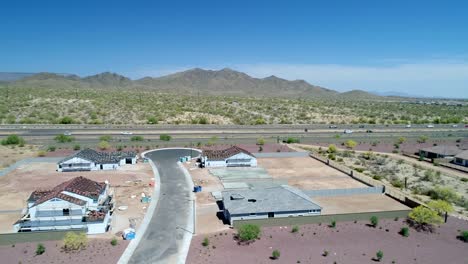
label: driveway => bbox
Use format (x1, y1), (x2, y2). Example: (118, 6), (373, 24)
(128, 148), (199, 264)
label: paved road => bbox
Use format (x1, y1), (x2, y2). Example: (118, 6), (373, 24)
(128, 149), (198, 264)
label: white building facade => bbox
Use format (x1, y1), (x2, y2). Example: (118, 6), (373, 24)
(57, 149), (137, 172)
(202, 146), (257, 167)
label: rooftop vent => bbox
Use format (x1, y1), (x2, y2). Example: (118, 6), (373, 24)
(247, 199), (257, 203)
(230, 194), (244, 200)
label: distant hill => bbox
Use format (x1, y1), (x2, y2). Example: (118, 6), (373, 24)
(0, 72), (36, 82)
(7, 68), (386, 100)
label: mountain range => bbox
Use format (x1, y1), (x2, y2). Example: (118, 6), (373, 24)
(1, 68), (385, 99)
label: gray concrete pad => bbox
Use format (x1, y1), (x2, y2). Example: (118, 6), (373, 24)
(209, 167), (271, 181)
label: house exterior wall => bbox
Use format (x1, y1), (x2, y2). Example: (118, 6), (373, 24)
(57, 157), (97, 172)
(226, 209), (321, 225)
(454, 158), (468, 167)
(86, 211), (111, 234)
(204, 152), (257, 167)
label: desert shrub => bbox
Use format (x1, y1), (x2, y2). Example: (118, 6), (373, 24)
(322, 250), (329, 257)
(116, 145), (123, 151)
(98, 141), (111, 150)
(376, 250), (383, 262)
(257, 137), (265, 145)
(63, 232), (87, 251)
(160, 134), (171, 141)
(372, 175), (383, 180)
(370, 216), (379, 227)
(291, 225), (299, 233)
(54, 134), (74, 143)
(354, 167), (364, 173)
(390, 177), (404, 188)
(286, 137), (300, 144)
(459, 230), (468, 242)
(417, 135), (428, 143)
(1, 134), (25, 145)
(408, 206), (443, 231)
(110, 237), (118, 246)
(37, 150), (46, 157)
(36, 243), (45, 255)
(327, 144), (337, 153)
(344, 140), (357, 149)
(397, 137), (406, 144)
(99, 135), (112, 141)
(73, 144), (81, 150)
(147, 116), (158, 124)
(271, 249), (280, 260)
(202, 237), (209, 247)
(328, 153), (336, 160)
(59, 116), (74, 124)
(427, 186), (460, 204)
(400, 227), (409, 237)
(427, 200), (454, 215)
(47, 146), (56, 152)
(237, 224), (261, 241)
(330, 220), (336, 228)
(131, 135), (144, 141)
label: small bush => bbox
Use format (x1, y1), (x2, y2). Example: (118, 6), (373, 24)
(110, 237), (118, 246)
(376, 250), (383, 262)
(36, 243), (45, 255)
(159, 134), (171, 141)
(1, 135), (25, 145)
(271, 249), (280, 260)
(328, 153), (336, 160)
(370, 216), (379, 227)
(73, 144), (81, 150)
(98, 141), (111, 150)
(202, 237), (209, 247)
(99, 135), (112, 142)
(37, 150), (46, 157)
(47, 146), (56, 152)
(286, 137), (300, 144)
(238, 224), (261, 241)
(459, 230), (468, 242)
(291, 226), (299, 233)
(322, 250), (329, 257)
(330, 220), (336, 228)
(54, 134), (74, 143)
(131, 136), (144, 141)
(373, 175), (383, 180)
(400, 227), (409, 237)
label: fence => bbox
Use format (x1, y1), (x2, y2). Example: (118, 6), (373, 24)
(303, 186), (384, 197)
(308, 152), (419, 207)
(233, 210), (411, 228)
(253, 152), (309, 158)
(0, 229), (86, 246)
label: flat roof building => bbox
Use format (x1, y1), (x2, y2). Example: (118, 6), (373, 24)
(222, 185), (321, 225)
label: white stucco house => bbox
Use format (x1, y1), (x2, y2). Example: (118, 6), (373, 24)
(222, 185), (322, 225)
(454, 150), (468, 167)
(201, 146), (257, 167)
(14, 176), (112, 234)
(57, 148), (137, 172)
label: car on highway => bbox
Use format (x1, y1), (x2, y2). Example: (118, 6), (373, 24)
(344, 129), (353, 134)
(452, 124), (458, 128)
(359, 125), (365, 128)
(427, 124), (434, 128)
(121, 131), (133, 135)
(329, 125), (338, 129)
(405, 124), (411, 128)
(366, 129), (373, 133)
(63, 131), (72, 136)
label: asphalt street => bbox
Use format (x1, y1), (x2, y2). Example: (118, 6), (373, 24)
(128, 148), (198, 264)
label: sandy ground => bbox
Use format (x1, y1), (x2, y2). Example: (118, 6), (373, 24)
(202, 144), (294, 153)
(0, 145), (39, 169)
(188, 217), (468, 264)
(314, 194), (410, 215)
(258, 157), (367, 190)
(0, 162), (153, 234)
(0, 237), (129, 264)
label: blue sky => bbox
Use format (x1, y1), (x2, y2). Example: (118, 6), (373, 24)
(1, 0), (467, 97)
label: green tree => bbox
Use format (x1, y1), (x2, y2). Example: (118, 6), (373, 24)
(257, 137), (265, 145)
(238, 224), (261, 241)
(1, 134), (25, 145)
(427, 200), (454, 215)
(202, 237), (209, 247)
(147, 116), (158, 124)
(110, 237), (118, 246)
(370, 216), (379, 227)
(59, 116), (74, 124)
(130, 135), (144, 141)
(460, 230), (468, 242)
(160, 134), (171, 141)
(428, 186), (460, 203)
(345, 140), (357, 149)
(408, 206), (443, 228)
(400, 227), (409, 237)
(327, 144), (337, 153)
(54, 134), (74, 143)
(98, 141), (111, 150)
(376, 250), (383, 262)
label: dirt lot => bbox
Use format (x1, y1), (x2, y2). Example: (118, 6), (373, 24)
(202, 143), (294, 153)
(314, 194), (410, 215)
(0, 237), (129, 264)
(0, 145), (39, 169)
(258, 157), (367, 190)
(184, 161), (229, 235)
(0, 162), (154, 234)
(188, 217), (468, 264)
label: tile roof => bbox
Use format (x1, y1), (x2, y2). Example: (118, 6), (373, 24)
(59, 148), (137, 164)
(203, 146), (254, 160)
(28, 176), (107, 207)
(455, 150), (468, 160)
(420, 145), (462, 156)
(222, 185), (321, 216)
